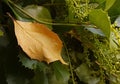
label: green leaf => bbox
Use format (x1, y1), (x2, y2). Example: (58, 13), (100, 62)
(18, 53), (47, 70)
(29, 61), (70, 84)
(108, 0), (120, 22)
(19, 53), (70, 84)
(23, 5), (51, 21)
(30, 70), (49, 84)
(51, 61), (70, 84)
(75, 63), (100, 84)
(19, 53), (37, 69)
(85, 27), (105, 36)
(115, 16), (120, 27)
(104, 0), (116, 11)
(89, 9), (111, 38)
(23, 5), (52, 29)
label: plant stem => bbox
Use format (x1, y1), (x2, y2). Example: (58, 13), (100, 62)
(63, 42), (76, 84)
(7, 0), (86, 26)
(85, 0), (89, 15)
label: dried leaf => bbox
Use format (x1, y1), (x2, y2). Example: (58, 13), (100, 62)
(13, 20), (66, 64)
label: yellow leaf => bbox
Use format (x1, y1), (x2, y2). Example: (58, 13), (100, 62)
(13, 20), (67, 64)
